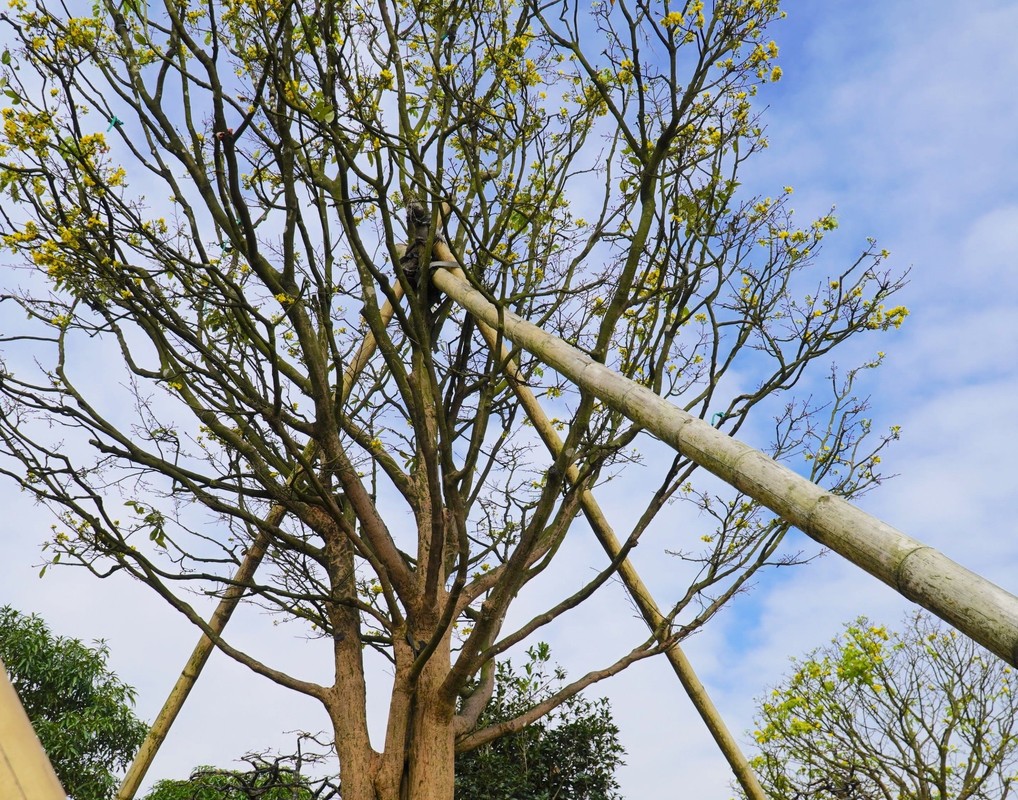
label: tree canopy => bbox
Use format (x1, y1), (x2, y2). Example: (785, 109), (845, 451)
(751, 612), (1018, 799)
(0, 1), (906, 797)
(0, 605), (147, 800)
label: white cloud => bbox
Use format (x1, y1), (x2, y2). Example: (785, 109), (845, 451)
(663, 1), (1018, 795)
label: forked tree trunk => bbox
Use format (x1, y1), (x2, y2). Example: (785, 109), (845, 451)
(365, 631), (457, 800)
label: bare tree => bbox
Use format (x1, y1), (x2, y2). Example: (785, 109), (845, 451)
(143, 733), (341, 800)
(0, 1), (906, 798)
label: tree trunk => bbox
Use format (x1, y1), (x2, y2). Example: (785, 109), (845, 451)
(370, 626), (457, 800)
(327, 704), (378, 800)
(404, 656), (456, 800)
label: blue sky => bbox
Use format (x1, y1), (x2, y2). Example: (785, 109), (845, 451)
(639, 1), (1018, 794)
(2, 1), (1018, 797)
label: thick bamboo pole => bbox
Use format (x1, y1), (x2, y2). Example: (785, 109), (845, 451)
(431, 265), (1018, 667)
(0, 657), (66, 800)
(484, 333), (766, 799)
(117, 288), (403, 800)
(433, 247), (765, 797)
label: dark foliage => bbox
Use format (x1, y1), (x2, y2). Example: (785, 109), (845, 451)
(0, 605), (147, 800)
(456, 644), (624, 800)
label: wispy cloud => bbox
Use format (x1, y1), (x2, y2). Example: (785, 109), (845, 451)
(604, 1), (1018, 795)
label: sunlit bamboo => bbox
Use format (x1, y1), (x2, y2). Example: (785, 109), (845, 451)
(432, 265), (1018, 668)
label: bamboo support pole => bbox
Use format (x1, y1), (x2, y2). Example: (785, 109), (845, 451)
(117, 287), (403, 800)
(433, 248), (766, 799)
(431, 265), (1018, 667)
(0, 657), (66, 800)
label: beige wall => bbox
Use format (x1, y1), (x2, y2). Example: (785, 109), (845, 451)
(0, 657), (66, 799)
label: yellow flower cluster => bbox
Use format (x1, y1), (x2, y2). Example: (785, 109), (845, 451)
(54, 16), (102, 52)
(2, 219), (39, 247)
(2, 107), (54, 153)
(661, 1), (704, 26)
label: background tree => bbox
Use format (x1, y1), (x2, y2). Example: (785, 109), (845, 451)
(143, 768), (318, 800)
(0, 0), (906, 797)
(141, 735), (337, 800)
(455, 642), (623, 800)
(0, 606), (147, 800)
(750, 612), (1018, 799)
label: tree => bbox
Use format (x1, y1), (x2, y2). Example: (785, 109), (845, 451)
(141, 735), (337, 800)
(455, 643), (624, 800)
(0, 1), (907, 798)
(0, 606), (148, 800)
(750, 612), (1018, 799)
(142, 767), (318, 800)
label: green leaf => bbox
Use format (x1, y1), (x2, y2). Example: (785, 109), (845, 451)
(0, 607), (147, 799)
(509, 210), (529, 233)
(310, 100), (336, 124)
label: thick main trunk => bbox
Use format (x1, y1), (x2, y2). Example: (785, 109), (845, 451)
(372, 630), (457, 800)
(328, 704), (378, 800)
(325, 612), (377, 799)
(323, 518), (378, 800)
(325, 704), (456, 800)
(404, 650), (456, 800)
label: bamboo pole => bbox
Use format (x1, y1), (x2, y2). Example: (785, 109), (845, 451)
(431, 248), (768, 799)
(483, 314), (766, 799)
(117, 287), (403, 800)
(431, 265), (1018, 667)
(0, 657), (66, 800)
